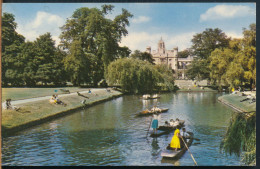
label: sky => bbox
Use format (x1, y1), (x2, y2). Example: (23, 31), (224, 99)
(2, 3), (256, 52)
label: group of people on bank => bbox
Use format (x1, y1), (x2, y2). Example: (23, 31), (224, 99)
(49, 94), (67, 106)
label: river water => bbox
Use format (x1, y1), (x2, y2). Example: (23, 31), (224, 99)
(2, 92), (241, 166)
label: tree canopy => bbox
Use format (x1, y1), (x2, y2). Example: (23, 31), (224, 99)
(2, 12), (66, 86)
(191, 28), (230, 60)
(130, 50), (154, 63)
(59, 5), (133, 86)
(178, 49), (192, 58)
(105, 58), (175, 93)
(209, 24), (256, 90)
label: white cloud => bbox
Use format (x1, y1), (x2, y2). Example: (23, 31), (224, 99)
(226, 31), (243, 39)
(120, 31), (195, 52)
(200, 5), (255, 22)
(16, 11), (64, 46)
(132, 16), (151, 24)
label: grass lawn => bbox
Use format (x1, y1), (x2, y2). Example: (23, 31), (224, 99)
(218, 93), (256, 112)
(2, 87), (95, 101)
(2, 89), (122, 131)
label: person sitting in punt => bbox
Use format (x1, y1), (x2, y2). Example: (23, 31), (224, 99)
(151, 105), (161, 113)
(152, 114), (159, 134)
(169, 119), (175, 126)
(170, 125), (182, 151)
(153, 94), (158, 98)
(143, 94), (150, 99)
(143, 109), (150, 114)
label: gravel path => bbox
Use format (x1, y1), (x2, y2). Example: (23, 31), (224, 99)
(2, 88), (106, 106)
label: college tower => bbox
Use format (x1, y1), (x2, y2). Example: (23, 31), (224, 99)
(145, 38), (194, 79)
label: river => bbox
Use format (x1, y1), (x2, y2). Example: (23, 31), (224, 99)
(2, 92), (241, 166)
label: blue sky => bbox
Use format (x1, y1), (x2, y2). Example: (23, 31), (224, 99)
(2, 3), (256, 52)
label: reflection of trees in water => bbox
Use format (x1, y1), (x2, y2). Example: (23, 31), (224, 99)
(60, 129), (128, 165)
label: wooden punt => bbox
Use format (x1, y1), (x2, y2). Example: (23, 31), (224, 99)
(135, 108), (169, 117)
(161, 132), (194, 160)
(149, 130), (170, 138)
(142, 96), (160, 100)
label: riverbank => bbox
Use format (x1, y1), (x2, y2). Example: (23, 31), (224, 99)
(218, 91), (256, 113)
(177, 86), (217, 92)
(2, 88), (122, 135)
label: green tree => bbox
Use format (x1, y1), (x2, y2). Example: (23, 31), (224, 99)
(106, 58), (174, 93)
(154, 64), (175, 91)
(34, 33), (60, 85)
(60, 5), (133, 85)
(209, 48), (236, 89)
(19, 42), (37, 86)
(178, 48), (192, 58)
(241, 24), (256, 89)
(2, 12), (25, 86)
(130, 50), (154, 63)
(64, 40), (90, 86)
(191, 28), (230, 60)
(208, 24), (256, 90)
(186, 58), (210, 81)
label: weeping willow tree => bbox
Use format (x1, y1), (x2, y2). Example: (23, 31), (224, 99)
(105, 58), (175, 94)
(220, 112), (256, 165)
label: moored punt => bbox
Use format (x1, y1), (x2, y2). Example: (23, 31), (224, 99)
(142, 96), (160, 100)
(161, 132), (194, 160)
(135, 108), (169, 117)
(158, 120), (185, 131)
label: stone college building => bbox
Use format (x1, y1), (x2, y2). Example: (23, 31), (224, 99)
(145, 38), (195, 79)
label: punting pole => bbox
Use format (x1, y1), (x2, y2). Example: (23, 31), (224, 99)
(146, 117), (153, 138)
(181, 136), (198, 166)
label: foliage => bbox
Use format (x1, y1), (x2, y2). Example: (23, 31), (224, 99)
(178, 48), (192, 58)
(220, 112), (256, 165)
(208, 24), (256, 90)
(2, 13), (67, 87)
(105, 58), (175, 93)
(130, 50), (154, 63)
(187, 28), (230, 81)
(2, 13), (25, 86)
(154, 64), (175, 91)
(186, 57), (210, 81)
(191, 28), (230, 60)
(59, 5), (133, 86)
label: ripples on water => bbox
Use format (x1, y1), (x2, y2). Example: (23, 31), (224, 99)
(2, 92), (241, 166)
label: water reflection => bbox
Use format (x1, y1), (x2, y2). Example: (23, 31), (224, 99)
(2, 92), (240, 166)
(151, 138), (160, 156)
(161, 158), (180, 166)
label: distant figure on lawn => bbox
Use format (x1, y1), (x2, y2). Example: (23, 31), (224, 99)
(3, 99), (20, 111)
(50, 94), (67, 106)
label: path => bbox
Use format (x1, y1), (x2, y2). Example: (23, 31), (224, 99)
(2, 88), (106, 106)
